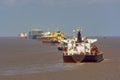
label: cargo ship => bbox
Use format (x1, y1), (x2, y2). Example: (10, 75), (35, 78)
(59, 28), (104, 63)
(28, 29), (43, 39)
(40, 31), (65, 44)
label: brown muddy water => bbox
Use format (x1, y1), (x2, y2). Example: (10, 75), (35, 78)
(0, 37), (120, 80)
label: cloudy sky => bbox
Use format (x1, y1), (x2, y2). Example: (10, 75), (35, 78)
(0, 0), (120, 36)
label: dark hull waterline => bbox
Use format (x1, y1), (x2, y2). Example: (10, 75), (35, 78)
(63, 54), (104, 63)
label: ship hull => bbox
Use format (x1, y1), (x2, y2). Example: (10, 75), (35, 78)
(42, 40), (59, 44)
(29, 35), (42, 39)
(58, 47), (63, 51)
(63, 53), (103, 63)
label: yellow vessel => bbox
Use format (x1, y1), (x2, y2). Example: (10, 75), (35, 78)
(40, 31), (65, 43)
(52, 31), (65, 42)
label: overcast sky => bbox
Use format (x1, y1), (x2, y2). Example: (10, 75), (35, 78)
(0, 0), (120, 36)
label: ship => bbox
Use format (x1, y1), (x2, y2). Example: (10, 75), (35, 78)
(20, 33), (27, 39)
(59, 28), (104, 63)
(52, 31), (65, 43)
(28, 29), (43, 39)
(40, 31), (53, 43)
(39, 31), (65, 44)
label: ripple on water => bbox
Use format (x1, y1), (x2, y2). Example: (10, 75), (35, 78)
(1, 63), (84, 76)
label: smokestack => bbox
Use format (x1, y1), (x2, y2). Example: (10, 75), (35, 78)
(77, 28), (82, 43)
